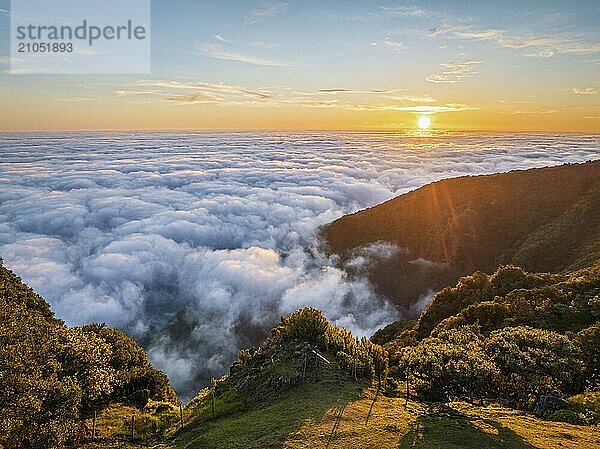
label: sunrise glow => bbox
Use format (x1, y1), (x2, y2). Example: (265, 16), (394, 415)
(418, 116), (431, 129)
(1, 1), (599, 131)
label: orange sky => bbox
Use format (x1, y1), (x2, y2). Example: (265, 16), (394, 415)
(1, 0), (599, 132)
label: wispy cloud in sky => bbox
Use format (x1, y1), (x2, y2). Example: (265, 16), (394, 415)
(251, 41), (279, 49)
(509, 109), (557, 115)
(214, 34), (232, 44)
(386, 95), (437, 103)
(317, 88), (405, 94)
(426, 60), (481, 83)
(335, 4), (441, 22)
(114, 80), (451, 114)
(378, 5), (428, 18)
(429, 24), (549, 48)
(118, 80), (272, 101)
(248, 1), (287, 23)
(428, 23), (600, 57)
(572, 87), (598, 95)
(428, 24), (465, 39)
(373, 38), (405, 51)
(0, 56), (25, 65)
(526, 48), (556, 58)
(166, 92), (222, 104)
(383, 104), (476, 114)
(197, 43), (294, 66)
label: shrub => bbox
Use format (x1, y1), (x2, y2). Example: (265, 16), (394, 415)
(568, 392), (600, 424)
(573, 323), (600, 390)
(396, 326), (497, 402)
(547, 409), (584, 425)
(486, 327), (583, 404)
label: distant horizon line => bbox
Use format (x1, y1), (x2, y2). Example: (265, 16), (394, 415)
(1, 127), (599, 134)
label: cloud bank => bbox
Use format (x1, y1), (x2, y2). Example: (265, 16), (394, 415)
(0, 131), (597, 398)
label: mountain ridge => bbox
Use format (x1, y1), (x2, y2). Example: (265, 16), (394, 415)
(323, 160), (600, 316)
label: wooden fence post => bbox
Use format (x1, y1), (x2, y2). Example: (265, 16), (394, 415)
(365, 387), (379, 425)
(179, 403), (184, 429)
(211, 389), (216, 418)
(130, 415), (134, 441)
(327, 402), (347, 449)
(405, 370), (410, 409)
(302, 354), (307, 382)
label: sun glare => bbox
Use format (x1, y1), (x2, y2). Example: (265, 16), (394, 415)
(417, 116), (431, 129)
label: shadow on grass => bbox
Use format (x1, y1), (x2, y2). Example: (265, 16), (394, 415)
(398, 404), (536, 449)
(169, 380), (362, 449)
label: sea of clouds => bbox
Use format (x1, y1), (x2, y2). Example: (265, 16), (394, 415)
(0, 130), (597, 398)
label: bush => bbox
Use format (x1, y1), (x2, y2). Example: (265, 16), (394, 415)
(547, 409), (584, 425)
(416, 271), (491, 338)
(392, 324), (586, 407)
(396, 326), (497, 402)
(486, 327), (582, 404)
(573, 323), (600, 390)
(568, 392), (600, 424)
(411, 265), (599, 341)
(275, 307), (330, 347)
(371, 319), (415, 345)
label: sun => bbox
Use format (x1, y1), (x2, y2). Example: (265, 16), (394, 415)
(417, 116), (431, 129)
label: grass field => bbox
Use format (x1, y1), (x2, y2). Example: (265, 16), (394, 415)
(81, 382), (600, 449)
(163, 384), (599, 449)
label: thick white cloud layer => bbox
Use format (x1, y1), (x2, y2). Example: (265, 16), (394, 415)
(0, 131), (597, 398)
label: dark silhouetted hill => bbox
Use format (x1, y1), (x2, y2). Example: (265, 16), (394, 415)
(322, 161), (600, 316)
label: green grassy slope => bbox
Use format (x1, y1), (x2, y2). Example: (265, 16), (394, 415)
(173, 381), (363, 449)
(166, 386), (599, 449)
(82, 385), (600, 449)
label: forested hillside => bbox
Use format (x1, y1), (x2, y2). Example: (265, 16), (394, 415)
(323, 161), (600, 316)
(0, 261), (176, 449)
(378, 264), (600, 406)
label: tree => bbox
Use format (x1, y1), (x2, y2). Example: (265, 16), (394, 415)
(573, 323), (600, 390)
(0, 265), (176, 448)
(81, 324), (176, 406)
(486, 326), (583, 405)
(396, 326), (497, 402)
